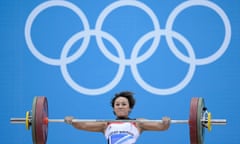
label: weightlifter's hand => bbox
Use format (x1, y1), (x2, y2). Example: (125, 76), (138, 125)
(162, 116), (171, 128)
(64, 116), (74, 125)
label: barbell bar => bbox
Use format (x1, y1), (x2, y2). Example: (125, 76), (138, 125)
(10, 96), (227, 144)
(10, 117), (226, 124)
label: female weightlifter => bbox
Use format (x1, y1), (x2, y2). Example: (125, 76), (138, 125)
(64, 91), (171, 144)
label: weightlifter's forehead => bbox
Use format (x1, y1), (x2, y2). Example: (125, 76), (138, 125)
(114, 97), (129, 103)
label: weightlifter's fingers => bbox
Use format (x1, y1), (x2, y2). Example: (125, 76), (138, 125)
(64, 116), (74, 124)
(162, 116), (171, 125)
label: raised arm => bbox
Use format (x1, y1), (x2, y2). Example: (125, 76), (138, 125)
(137, 117), (171, 133)
(64, 116), (107, 132)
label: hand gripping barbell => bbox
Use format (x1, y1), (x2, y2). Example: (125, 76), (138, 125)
(10, 96), (226, 144)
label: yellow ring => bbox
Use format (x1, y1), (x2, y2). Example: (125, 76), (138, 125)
(207, 112), (212, 131)
(26, 111), (30, 130)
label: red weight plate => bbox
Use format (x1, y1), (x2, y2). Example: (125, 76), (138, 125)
(32, 97), (37, 144)
(189, 97), (199, 144)
(197, 98), (205, 144)
(35, 96), (48, 144)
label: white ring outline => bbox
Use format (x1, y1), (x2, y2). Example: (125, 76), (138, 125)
(60, 30), (125, 95)
(131, 29), (196, 95)
(95, 0), (161, 65)
(166, 0), (231, 65)
(25, 0), (90, 65)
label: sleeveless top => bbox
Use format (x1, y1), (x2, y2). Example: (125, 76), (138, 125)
(104, 121), (140, 144)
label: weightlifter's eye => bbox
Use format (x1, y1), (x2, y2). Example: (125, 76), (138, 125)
(115, 103), (127, 107)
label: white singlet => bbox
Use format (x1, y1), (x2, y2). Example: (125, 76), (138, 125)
(104, 122), (140, 144)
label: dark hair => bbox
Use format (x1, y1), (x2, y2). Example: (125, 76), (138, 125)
(111, 91), (136, 109)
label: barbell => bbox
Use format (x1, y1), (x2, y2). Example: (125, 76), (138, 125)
(10, 96), (226, 144)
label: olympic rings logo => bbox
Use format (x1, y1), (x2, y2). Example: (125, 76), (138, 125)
(25, 0), (231, 95)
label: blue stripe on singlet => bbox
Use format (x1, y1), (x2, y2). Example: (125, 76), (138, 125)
(115, 135), (134, 144)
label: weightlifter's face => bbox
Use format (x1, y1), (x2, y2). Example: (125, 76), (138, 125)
(114, 97), (131, 118)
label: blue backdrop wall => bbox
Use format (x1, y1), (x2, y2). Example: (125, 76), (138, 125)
(1, 0), (240, 144)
